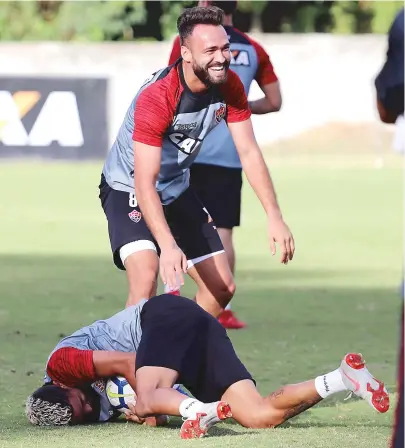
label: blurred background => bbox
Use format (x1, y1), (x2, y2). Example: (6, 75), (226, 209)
(0, 2), (403, 448)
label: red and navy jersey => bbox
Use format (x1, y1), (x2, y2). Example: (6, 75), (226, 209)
(102, 59), (251, 205)
(169, 25), (278, 168)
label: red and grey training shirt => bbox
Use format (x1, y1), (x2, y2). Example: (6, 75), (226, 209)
(102, 59), (251, 205)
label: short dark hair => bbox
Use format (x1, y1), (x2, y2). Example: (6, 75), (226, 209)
(177, 6), (224, 44)
(26, 385), (73, 426)
(211, 1), (238, 15)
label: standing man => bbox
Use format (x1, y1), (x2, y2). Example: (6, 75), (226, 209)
(374, 9), (404, 448)
(100, 6), (294, 319)
(168, 1), (282, 328)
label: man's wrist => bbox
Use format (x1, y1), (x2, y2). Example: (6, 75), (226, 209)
(157, 234), (177, 250)
(266, 206), (283, 221)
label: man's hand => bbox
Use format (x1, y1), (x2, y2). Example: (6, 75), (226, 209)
(159, 241), (188, 291)
(124, 403), (169, 426)
(268, 214), (295, 264)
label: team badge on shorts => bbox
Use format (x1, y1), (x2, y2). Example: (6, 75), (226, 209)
(128, 209), (142, 223)
(215, 103), (226, 123)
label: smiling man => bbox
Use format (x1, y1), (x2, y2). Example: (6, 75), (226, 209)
(169, 1), (282, 329)
(99, 6), (294, 318)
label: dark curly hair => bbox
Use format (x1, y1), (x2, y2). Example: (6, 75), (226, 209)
(177, 6), (224, 45)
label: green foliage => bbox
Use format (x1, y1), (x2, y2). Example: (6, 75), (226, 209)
(161, 0), (194, 40)
(331, 1), (403, 34)
(0, 0), (402, 40)
(237, 1), (267, 14)
(0, 1), (146, 41)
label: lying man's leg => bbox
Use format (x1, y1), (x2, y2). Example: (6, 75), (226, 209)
(133, 294), (233, 438)
(222, 353), (390, 428)
(134, 365), (231, 439)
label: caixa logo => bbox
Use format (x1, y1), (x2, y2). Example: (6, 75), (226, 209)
(0, 90), (84, 147)
(168, 133), (202, 155)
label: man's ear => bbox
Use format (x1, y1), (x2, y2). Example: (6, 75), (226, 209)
(181, 45), (192, 63)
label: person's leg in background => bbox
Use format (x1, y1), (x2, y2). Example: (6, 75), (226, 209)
(216, 227), (246, 329)
(189, 164), (246, 329)
(164, 187), (236, 317)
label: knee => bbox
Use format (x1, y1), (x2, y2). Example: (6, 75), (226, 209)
(213, 279), (236, 305)
(239, 405), (284, 429)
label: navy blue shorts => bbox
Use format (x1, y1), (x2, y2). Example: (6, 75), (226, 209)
(136, 294), (254, 402)
(98, 175), (223, 270)
(190, 163), (242, 229)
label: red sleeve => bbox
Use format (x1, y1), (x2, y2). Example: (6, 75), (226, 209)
(132, 81), (173, 147)
(168, 36), (181, 65)
(249, 38), (278, 87)
(220, 70), (252, 123)
(47, 348), (97, 387)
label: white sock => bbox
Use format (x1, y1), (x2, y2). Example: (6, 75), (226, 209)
(315, 368), (347, 398)
(179, 398), (204, 418)
(225, 303), (231, 311)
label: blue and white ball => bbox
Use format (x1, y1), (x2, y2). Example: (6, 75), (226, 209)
(106, 376), (137, 413)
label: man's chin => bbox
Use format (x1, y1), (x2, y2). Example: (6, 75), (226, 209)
(207, 72), (228, 86)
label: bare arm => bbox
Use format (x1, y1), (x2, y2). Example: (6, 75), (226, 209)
(228, 118), (294, 263)
(248, 81), (282, 115)
(93, 351), (136, 387)
(133, 142), (174, 249)
(228, 118), (281, 217)
(133, 141), (187, 288)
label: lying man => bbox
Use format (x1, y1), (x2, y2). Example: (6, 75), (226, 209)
(26, 294), (389, 438)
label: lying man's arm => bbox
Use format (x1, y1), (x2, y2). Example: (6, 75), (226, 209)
(47, 347), (137, 389)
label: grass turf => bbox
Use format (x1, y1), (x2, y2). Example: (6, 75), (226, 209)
(0, 150), (402, 447)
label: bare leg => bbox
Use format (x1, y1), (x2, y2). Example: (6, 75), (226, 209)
(134, 366), (185, 417)
(221, 379), (322, 428)
(123, 249), (159, 307)
(217, 228), (235, 274)
(187, 253), (235, 317)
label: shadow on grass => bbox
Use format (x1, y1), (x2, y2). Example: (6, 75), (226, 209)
(0, 254), (401, 427)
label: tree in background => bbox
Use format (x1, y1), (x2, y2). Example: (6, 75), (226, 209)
(0, 1), (145, 41)
(0, 0), (402, 41)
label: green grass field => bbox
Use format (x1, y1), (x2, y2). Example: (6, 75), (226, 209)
(0, 148), (402, 448)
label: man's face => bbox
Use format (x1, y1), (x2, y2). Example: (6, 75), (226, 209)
(68, 387), (100, 425)
(185, 24), (231, 86)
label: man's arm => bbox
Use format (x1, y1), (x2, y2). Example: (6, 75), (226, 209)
(228, 118), (281, 218)
(132, 84), (187, 289)
(248, 38), (282, 115)
(133, 142), (176, 251)
(228, 118), (294, 263)
(47, 348), (136, 388)
(248, 81), (282, 115)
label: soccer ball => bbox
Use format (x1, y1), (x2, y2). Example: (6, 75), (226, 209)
(106, 376), (137, 413)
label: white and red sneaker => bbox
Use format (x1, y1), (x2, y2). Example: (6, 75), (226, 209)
(218, 310), (246, 329)
(340, 353), (390, 413)
(180, 401), (232, 439)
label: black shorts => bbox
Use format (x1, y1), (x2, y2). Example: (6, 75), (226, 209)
(136, 294), (254, 402)
(99, 175), (224, 270)
(190, 163), (242, 229)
